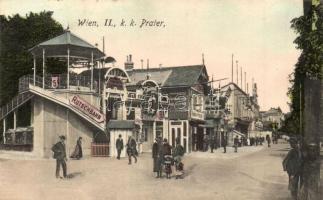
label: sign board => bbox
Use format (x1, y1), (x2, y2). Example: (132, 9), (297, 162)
(51, 76), (59, 89)
(69, 95), (105, 123)
(106, 77), (123, 90)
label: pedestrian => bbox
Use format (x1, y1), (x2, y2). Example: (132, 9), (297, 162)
(163, 138), (173, 178)
(203, 135), (209, 152)
(173, 142), (185, 179)
(157, 137), (164, 178)
(152, 138), (162, 178)
(210, 135), (215, 153)
(70, 137), (82, 160)
(164, 155), (173, 179)
(266, 134), (271, 148)
(282, 138), (302, 200)
(298, 143), (320, 200)
(221, 134), (227, 153)
(163, 138), (172, 156)
(51, 135), (67, 179)
(126, 136), (137, 165)
(234, 136), (239, 153)
(116, 134), (124, 160)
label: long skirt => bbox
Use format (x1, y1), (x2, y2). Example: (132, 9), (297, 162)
(153, 157), (163, 172)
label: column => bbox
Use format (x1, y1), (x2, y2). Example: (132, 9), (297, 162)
(42, 48), (45, 89)
(66, 109), (70, 157)
(3, 118), (6, 144)
(67, 48), (70, 89)
(90, 51), (94, 91)
(13, 111), (17, 130)
(33, 55), (36, 85)
(153, 121), (156, 142)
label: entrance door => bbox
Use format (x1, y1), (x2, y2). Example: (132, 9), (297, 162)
(197, 127), (204, 151)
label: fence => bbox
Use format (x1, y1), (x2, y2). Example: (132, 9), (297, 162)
(91, 143), (109, 157)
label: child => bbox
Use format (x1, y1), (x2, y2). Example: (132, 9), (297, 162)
(164, 155), (173, 179)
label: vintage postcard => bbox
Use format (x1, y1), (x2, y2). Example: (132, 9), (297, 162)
(0, 0), (322, 200)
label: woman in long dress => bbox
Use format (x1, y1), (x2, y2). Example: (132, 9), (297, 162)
(71, 137), (83, 159)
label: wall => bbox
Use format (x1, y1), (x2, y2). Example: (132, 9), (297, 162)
(33, 96), (98, 158)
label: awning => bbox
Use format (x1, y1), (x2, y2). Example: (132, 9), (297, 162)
(198, 120), (215, 128)
(107, 120), (137, 129)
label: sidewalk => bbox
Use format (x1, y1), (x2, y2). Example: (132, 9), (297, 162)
(188, 145), (264, 160)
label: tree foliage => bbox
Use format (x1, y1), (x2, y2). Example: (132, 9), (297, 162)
(283, 4), (323, 135)
(0, 11), (64, 106)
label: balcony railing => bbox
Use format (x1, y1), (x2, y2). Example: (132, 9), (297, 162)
(18, 74), (99, 93)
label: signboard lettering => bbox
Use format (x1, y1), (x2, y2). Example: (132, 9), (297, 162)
(69, 95), (105, 123)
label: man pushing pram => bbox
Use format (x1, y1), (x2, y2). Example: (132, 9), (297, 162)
(172, 141), (185, 179)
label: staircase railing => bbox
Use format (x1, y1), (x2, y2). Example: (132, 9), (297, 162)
(0, 92), (34, 120)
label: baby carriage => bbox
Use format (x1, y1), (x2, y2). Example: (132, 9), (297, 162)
(174, 156), (184, 179)
(164, 155), (173, 179)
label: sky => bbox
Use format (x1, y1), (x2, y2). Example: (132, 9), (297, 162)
(0, 0), (304, 113)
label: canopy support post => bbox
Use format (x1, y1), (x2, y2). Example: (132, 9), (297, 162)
(42, 49), (45, 89)
(33, 55), (36, 86)
(67, 48), (70, 89)
(91, 51), (94, 91)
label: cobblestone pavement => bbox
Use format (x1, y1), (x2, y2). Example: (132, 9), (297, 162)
(0, 142), (292, 200)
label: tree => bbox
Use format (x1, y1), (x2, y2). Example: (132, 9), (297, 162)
(286, 4), (323, 135)
(0, 11), (65, 106)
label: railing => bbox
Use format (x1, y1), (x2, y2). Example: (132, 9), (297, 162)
(0, 144), (33, 152)
(0, 92), (34, 120)
(91, 143), (109, 157)
(18, 74), (98, 93)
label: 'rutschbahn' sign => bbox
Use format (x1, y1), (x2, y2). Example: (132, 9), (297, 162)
(69, 95), (105, 123)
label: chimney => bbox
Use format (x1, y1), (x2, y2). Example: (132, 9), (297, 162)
(124, 54), (134, 71)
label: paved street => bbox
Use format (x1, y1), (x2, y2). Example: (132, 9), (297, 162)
(0, 142), (292, 200)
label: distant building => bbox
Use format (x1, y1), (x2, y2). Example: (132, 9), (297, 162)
(204, 82), (260, 145)
(260, 107), (285, 130)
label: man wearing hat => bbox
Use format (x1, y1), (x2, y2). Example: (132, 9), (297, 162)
(298, 142), (320, 200)
(282, 138), (302, 200)
(116, 134), (124, 160)
(152, 137), (161, 178)
(52, 135), (67, 179)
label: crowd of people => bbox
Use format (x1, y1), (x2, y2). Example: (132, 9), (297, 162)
(202, 134), (274, 154)
(51, 134), (185, 180)
(152, 137), (185, 179)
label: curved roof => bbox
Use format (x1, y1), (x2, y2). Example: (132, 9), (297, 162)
(29, 30), (105, 59)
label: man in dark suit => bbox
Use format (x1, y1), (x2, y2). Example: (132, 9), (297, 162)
(52, 135), (67, 179)
(116, 134), (124, 160)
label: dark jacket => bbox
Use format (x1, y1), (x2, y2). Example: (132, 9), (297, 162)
(52, 142), (66, 160)
(234, 137), (239, 146)
(152, 142), (159, 158)
(282, 148), (302, 176)
(116, 138), (124, 150)
(221, 137), (227, 146)
(163, 143), (172, 156)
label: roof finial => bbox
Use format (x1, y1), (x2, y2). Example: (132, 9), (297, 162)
(65, 24), (70, 32)
(202, 53), (205, 65)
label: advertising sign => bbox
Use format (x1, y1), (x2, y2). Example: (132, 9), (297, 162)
(69, 95), (105, 123)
